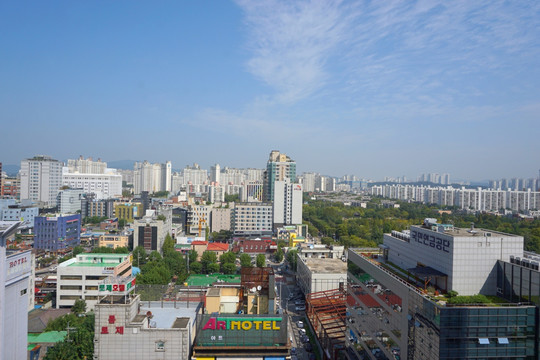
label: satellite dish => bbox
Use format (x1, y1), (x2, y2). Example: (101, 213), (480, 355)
(250, 287), (257, 293)
(257, 285), (262, 291)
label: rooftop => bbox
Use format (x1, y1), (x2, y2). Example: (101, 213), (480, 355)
(303, 257), (347, 274)
(186, 274), (241, 287)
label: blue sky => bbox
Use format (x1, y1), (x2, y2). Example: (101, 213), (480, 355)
(1, 0), (539, 181)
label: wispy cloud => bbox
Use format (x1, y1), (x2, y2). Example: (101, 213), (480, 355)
(235, 0), (356, 104)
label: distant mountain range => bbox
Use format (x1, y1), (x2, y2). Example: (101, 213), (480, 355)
(107, 160), (137, 170)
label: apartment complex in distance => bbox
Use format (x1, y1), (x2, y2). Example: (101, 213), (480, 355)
(133, 160), (172, 195)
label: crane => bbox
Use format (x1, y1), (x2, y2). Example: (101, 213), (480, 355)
(192, 205), (207, 238)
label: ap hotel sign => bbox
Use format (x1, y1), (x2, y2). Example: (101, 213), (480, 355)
(410, 229), (451, 253)
(6, 251), (32, 281)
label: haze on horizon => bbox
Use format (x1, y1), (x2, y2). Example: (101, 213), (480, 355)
(1, 1), (539, 181)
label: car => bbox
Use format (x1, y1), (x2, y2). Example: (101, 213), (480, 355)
(294, 300), (305, 305)
(299, 328), (306, 335)
(297, 320), (304, 328)
(301, 335), (310, 343)
(291, 347), (297, 355)
(295, 305), (306, 311)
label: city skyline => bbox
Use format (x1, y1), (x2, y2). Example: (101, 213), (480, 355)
(1, 1), (539, 180)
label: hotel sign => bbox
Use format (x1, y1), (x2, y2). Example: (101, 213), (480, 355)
(203, 317), (281, 331)
(6, 251), (32, 282)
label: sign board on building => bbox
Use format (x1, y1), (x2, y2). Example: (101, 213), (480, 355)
(6, 251), (32, 282)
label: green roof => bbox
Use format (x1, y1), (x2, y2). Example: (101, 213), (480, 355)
(28, 331), (67, 345)
(186, 274), (241, 286)
(175, 244), (191, 248)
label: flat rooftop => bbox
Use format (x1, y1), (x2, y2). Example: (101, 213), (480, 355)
(411, 225), (522, 238)
(304, 258), (347, 273)
(186, 274), (241, 287)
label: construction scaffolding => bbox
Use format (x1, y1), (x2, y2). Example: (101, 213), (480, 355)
(306, 287), (347, 360)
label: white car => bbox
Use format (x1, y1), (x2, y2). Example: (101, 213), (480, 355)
(297, 320), (304, 328)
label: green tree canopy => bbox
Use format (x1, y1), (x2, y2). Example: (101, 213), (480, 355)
(219, 251), (236, 265)
(256, 254), (266, 267)
(240, 253), (252, 268)
(190, 261), (202, 274)
(71, 299), (87, 315)
(222, 262), (237, 274)
(132, 246), (148, 267)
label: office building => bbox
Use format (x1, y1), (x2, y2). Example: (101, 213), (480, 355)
(20, 155), (63, 207)
(56, 188), (85, 214)
(239, 180), (264, 202)
(57, 253), (132, 310)
(81, 195), (117, 219)
(210, 208), (231, 233)
(272, 180), (302, 228)
(1, 177), (20, 199)
(233, 203), (273, 235)
(34, 214), (81, 251)
(66, 156), (107, 174)
(133, 160), (172, 195)
(0, 199), (38, 227)
(346, 219), (536, 360)
(114, 202), (144, 223)
(62, 172), (122, 200)
(263, 150), (296, 201)
(132, 212), (172, 252)
(98, 234), (129, 249)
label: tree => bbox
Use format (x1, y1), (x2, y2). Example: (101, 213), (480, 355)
(152, 190), (169, 198)
(201, 251), (218, 274)
(286, 249), (298, 271)
(118, 218), (127, 228)
(219, 251), (236, 265)
(207, 262), (220, 274)
(162, 233), (175, 256)
(240, 253), (252, 268)
(256, 254), (266, 267)
(72, 246), (84, 256)
(157, 214), (167, 221)
(224, 193), (239, 203)
(90, 246), (114, 254)
(71, 299), (87, 315)
(188, 249), (198, 264)
(274, 247), (284, 262)
(148, 251), (162, 263)
(190, 261), (202, 274)
(222, 262), (237, 274)
(44, 313), (95, 360)
(132, 246), (148, 267)
(113, 247), (129, 254)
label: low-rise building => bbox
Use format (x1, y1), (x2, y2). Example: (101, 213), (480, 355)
(56, 253), (132, 310)
(93, 286), (195, 360)
(98, 234), (129, 249)
(296, 256), (347, 295)
(206, 242), (229, 257)
(298, 244), (345, 260)
(115, 202), (144, 223)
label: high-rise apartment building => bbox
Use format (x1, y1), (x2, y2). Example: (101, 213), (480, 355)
(263, 150), (296, 201)
(20, 155), (63, 207)
(133, 160), (172, 194)
(210, 163), (221, 184)
(272, 180), (302, 228)
(66, 156), (107, 174)
(62, 172), (122, 200)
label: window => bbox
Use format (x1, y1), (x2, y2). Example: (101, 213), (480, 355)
(155, 341), (165, 351)
(20, 288), (27, 296)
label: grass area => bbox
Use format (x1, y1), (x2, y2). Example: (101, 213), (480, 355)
(303, 316), (322, 360)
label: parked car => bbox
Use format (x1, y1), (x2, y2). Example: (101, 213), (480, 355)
(295, 305), (306, 311)
(291, 347), (297, 355)
(295, 300), (305, 305)
(299, 328), (306, 335)
(297, 320), (304, 328)
(301, 335), (310, 343)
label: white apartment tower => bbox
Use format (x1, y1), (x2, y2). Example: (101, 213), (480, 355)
(20, 155), (63, 207)
(133, 161), (172, 195)
(66, 156), (107, 174)
(210, 164), (221, 184)
(273, 180), (303, 228)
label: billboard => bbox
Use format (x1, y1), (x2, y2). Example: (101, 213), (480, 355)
(195, 314), (288, 347)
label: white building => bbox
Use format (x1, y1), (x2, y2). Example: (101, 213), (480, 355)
(296, 256), (347, 295)
(20, 155), (63, 207)
(187, 205), (212, 236)
(62, 172), (122, 200)
(0, 200), (39, 227)
(133, 161), (172, 195)
(94, 291), (195, 360)
(67, 156), (107, 174)
(272, 180), (302, 228)
(1, 223), (32, 360)
(239, 181), (264, 202)
(57, 188), (85, 214)
(181, 163), (208, 186)
(384, 219), (524, 295)
(210, 163), (221, 184)
(208, 184), (225, 203)
(233, 203), (273, 233)
(57, 253), (132, 310)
